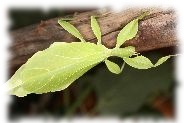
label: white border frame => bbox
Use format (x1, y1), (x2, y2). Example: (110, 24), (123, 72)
(0, 0), (183, 123)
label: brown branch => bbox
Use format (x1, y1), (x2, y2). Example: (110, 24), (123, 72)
(9, 8), (178, 75)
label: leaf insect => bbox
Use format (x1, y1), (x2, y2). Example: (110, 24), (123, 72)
(6, 13), (177, 97)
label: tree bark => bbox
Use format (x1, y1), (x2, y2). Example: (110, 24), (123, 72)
(9, 8), (178, 75)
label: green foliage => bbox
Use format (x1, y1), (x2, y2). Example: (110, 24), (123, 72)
(92, 56), (174, 115)
(6, 13), (176, 97)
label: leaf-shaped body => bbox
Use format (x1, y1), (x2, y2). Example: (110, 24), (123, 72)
(7, 42), (109, 97)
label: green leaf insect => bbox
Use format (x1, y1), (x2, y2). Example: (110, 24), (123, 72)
(91, 16), (102, 44)
(105, 60), (125, 74)
(58, 19), (86, 42)
(6, 13), (177, 97)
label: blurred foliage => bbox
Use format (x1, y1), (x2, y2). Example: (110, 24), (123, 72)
(91, 53), (174, 116)
(64, 51), (175, 118)
(9, 8), (93, 30)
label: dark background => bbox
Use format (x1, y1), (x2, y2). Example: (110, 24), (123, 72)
(8, 9), (176, 119)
